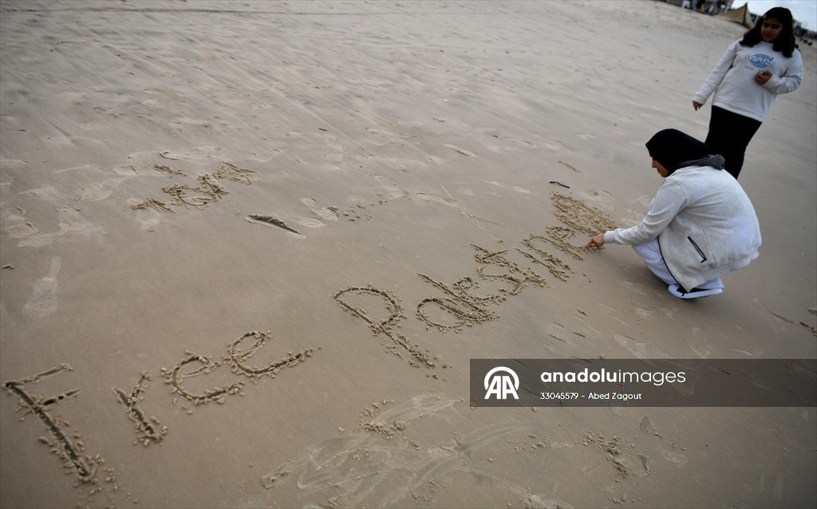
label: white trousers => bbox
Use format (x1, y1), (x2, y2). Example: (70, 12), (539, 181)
(632, 238), (723, 290)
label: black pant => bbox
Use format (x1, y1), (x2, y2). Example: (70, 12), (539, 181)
(704, 106), (762, 179)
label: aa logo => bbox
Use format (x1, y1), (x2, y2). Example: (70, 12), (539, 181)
(484, 366), (519, 400)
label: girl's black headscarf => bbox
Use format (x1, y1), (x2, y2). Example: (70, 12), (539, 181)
(646, 129), (722, 175)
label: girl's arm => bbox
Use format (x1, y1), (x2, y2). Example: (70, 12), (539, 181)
(693, 40), (740, 106)
(604, 180), (688, 246)
(763, 50), (804, 95)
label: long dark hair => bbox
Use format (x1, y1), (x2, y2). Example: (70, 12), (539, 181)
(740, 7), (798, 57)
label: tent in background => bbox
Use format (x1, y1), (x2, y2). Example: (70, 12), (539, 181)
(718, 3), (754, 28)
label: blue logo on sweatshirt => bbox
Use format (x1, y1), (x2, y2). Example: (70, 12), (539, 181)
(749, 54), (774, 68)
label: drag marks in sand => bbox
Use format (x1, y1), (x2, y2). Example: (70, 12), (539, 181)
(257, 394), (530, 508)
(578, 416), (690, 506)
(256, 394), (659, 508)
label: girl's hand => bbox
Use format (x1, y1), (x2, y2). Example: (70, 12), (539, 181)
(692, 101), (703, 110)
(584, 234), (605, 250)
(755, 70), (772, 85)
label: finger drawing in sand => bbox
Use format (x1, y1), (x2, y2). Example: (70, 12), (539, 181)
(224, 330), (314, 382)
(3, 365), (96, 482)
(416, 274), (500, 333)
(113, 372), (168, 447)
(333, 286), (436, 368)
(472, 244), (547, 294)
(333, 192), (615, 338)
(130, 160), (254, 214)
(333, 191), (617, 337)
(161, 353), (246, 408)
(517, 234), (574, 281)
(160, 331), (316, 410)
(4, 365), (140, 506)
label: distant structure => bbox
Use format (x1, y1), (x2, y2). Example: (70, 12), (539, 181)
(670, 0), (730, 15)
(794, 20), (816, 46)
(717, 3), (753, 27)
(663, 0), (815, 44)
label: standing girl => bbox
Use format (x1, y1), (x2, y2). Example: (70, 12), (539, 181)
(692, 7), (804, 179)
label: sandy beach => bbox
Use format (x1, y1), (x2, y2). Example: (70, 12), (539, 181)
(1, 1), (816, 508)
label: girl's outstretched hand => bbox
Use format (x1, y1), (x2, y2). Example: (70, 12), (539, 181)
(584, 234), (605, 250)
(692, 101), (703, 111)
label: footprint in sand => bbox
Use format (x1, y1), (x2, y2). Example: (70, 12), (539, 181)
(18, 207), (106, 248)
(322, 132), (345, 163)
(373, 175), (407, 199)
(158, 146), (222, 161)
(24, 256), (61, 318)
(659, 446), (688, 467)
(3, 215), (38, 238)
(546, 322), (571, 343)
(0, 159), (24, 192)
(364, 155), (430, 171)
(19, 186), (62, 202)
(1, 158), (27, 171)
(485, 181), (530, 194)
(613, 334), (650, 358)
(130, 204), (163, 231)
(415, 193), (457, 207)
(4, 222), (38, 237)
(639, 416), (661, 437)
(300, 198), (339, 222)
(288, 215), (325, 229)
(78, 178), (128, 201)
